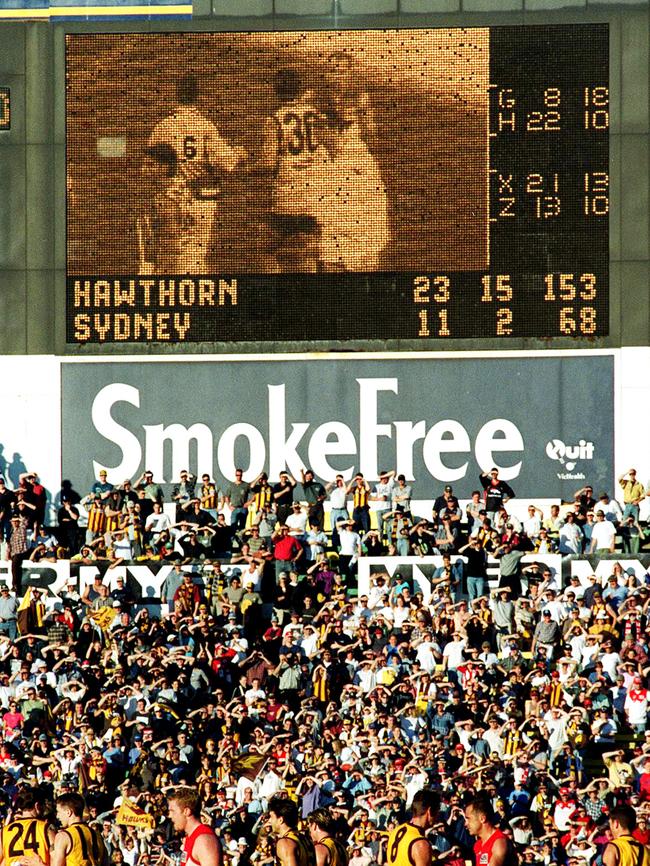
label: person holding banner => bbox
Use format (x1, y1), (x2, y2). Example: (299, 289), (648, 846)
(167, 788), (222, 866)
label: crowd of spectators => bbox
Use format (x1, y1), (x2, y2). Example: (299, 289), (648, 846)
(1, 468), (648, 582)
(0, 466), (648, 866)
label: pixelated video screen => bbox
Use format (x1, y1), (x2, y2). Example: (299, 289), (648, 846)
(65, 26), (608, 344)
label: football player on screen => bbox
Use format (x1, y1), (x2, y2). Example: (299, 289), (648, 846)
(137, 143), (195, 275)
(319, 51), (389, 273)
(143, 73), (246, 274)
(260, 67), (335, 273)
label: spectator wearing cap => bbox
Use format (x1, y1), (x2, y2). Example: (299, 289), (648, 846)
(589, 511), (617, 555)
(135, 470), (164, 504)
(8, 514), (29, 594)
(57, 495), (81, 555)
(285, 502), (308, 542)
(597, 491), (624, 526)
(532, 610), (561, 660)
(110, 575), (136, 612)
(625, 675), (648, 734)
(619, 469), (645, 521)
(433, 485), (457, 516)
(297, 469), (326, 532)
(602, 571), (629, 611)
(89, 469), (113, 502)
(171, 470), (196, 518)
(271, 525), (303, 581)
(479, 467), (515, 521)
(0, 584), (17, 639)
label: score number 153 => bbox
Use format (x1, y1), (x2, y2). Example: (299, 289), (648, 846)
(544, 272), (598, 335)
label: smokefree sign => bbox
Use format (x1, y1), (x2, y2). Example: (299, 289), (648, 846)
(62, 357), (614, 499)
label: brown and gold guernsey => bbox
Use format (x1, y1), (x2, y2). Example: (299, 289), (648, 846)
(63, 822), (106, 866)
(318, 836), (348, 866)
(253, 485), (273, 510)
(386, 822), (430, 866)
(278, 830), (316, 866)
(86, 505), (107, 536)
(353, 487), (369, 509)
(3, 818), (51, 866)
(201, 484), (218, 510)
(610, 836), (650, 866)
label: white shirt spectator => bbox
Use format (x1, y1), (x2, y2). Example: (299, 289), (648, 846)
(523, 513), (542, 538)
(356, 665), (377, 694)
(600, 649), (621, 680)
(404, 769), (428, 807)
(590, 517), (616, 551)
(442, 636), (466, 671)
(579, 639), (600, 669)
(286, 510), (308, 537)
(597, 498), (623, 524)
(258, 768), (283, 802)
(328, 485), (347, 510)
(338, 528), (361, 557)
(416, 639), (438, 674)
(367, 581), (389, 610)
(299, 629), (319, 658)
(145, 510), (171, 536)
(244, 685), (266, 707)
(625, 685), (648, 726)
(559, 523), (583, 555)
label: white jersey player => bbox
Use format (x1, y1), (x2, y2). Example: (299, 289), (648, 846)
(143, 74), (246, 273)
(137, 143), (195, 275)
(261, 67), (334, 272)
(320, 53), (389, 272)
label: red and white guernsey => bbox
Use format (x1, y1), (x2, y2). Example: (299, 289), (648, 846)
(183, 824), (215, 866)
(473, 829), (515, 866)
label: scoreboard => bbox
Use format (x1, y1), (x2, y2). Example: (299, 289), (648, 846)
(65, 25), (608, 345)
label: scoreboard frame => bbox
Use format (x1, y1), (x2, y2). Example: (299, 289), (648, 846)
(62, 23), (610, 349)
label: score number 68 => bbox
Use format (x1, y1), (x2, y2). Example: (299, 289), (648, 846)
(544, 273), (598, 335)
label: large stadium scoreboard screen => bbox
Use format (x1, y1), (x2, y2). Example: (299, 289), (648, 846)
(65, 26), (609, 344)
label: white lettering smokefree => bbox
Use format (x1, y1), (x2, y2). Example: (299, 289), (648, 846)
(90, 379), (525, 483)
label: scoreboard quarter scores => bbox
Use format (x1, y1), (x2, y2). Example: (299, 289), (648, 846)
(65, 25), (608, 345)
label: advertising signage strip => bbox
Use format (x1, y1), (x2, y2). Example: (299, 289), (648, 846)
(61, 355), (614, 502)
